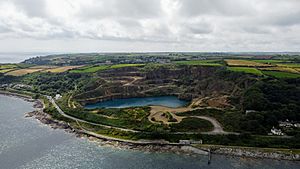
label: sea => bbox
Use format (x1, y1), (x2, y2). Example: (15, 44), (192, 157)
(0, 95), (299, 169)
(0, 52), (55, 63)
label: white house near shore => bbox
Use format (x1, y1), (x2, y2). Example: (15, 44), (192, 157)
(179, 140), (203, 145)
(55, 94), (62, 100)
(270, 127), (284, 136)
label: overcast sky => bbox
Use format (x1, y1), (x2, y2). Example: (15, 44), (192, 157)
(0, 0), (299, 53)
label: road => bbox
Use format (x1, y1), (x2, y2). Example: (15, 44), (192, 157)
(47, 96), (139, 133)
(48, 95), (189, 145)
(189, 116), (237, 135)
(47, 96), (238, 135)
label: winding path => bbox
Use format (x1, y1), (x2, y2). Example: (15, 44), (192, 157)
(48, 96), (238, 135)
(189, 116), (233, 134)
(148, 106), (237, 134)
(47, 96), (139, 133)
(123, 76), (143, 86)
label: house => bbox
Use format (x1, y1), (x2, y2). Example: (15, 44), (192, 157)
(270, 127), (284, 136)
(279, 119), (300, 128)
(179, 140), (191, 145)
(279, 119), (293, 128)
(55, 94), (62, 100)
(179, 140), (203, 145)
(0, 84), (8, 88)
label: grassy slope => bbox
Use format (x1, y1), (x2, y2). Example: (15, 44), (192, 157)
(250, 59), (286, 63)
(276, 63), (300, 68)
(110, 64), (145, 69)
(70, 65), (110, 73)
(262, 71), (300, 78)
(174, 60), (222, 66)
(170, 117), (214, 132)
(227, 67), (263, 76)
(225, 59), (271, 67)
(0, 69), (14, 73)
(0, 64), (18, 69)
(70, 64), (144, 73)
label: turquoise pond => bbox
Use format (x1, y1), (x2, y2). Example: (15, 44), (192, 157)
(85, 96), (189, 109)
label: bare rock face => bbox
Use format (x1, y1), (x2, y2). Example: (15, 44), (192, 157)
(74, 66), (256, 106)
(214, 147), (300, 161)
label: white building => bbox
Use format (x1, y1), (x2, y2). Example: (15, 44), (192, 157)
(270, 127), (284, 136)
(55, 94), (62, 100)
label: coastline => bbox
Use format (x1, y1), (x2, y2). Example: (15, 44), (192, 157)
(1, 92), (299, 161)
(24, 110), (208, 156)
(0, 90), (34, 101)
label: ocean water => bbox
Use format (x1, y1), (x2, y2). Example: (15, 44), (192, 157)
(0, 95), (299, 169)
(85, 96), (188, 109)
(0, 52), (54, 63)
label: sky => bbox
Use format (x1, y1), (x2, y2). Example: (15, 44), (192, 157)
(0, 0), (299, 53)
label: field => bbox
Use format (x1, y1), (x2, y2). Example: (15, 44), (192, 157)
(0, 64), (17, 69)
(2, 63), (145, 75)
(70, 65), (110, 73)
(3, 65), (84, 76)
(262, 71), (300, 79)
(225, 59), (300, 76)
(260, 67), (299, 74)
(250, 60), (286, 64)
(6, 68), (44, 76)
(227, 67), (263, 76)
(70, 64), (145, 73)
(45, 66), (82, 73)
(29, 65), (57, 69)
(0, 69), (14, 73)
(174, 60), (222, 66)
(110, 64), (145, 69)
(225, 59), (271, 67)
(170, 117), (213, 132)
(0, 64), (18, 74)
(276, 63), (300, 68)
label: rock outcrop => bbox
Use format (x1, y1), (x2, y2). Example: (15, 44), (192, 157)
(74, 66), (256, 106)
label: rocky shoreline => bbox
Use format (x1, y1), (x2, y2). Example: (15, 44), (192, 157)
(1, 92), (299, 161)
(213, 147), (300, 161)
(0, 90), (35, 102)
(26, 110), (300, 161)
(25, 110), (209, 157)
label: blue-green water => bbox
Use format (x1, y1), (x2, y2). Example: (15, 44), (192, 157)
(85, 96), (188, 109)
(0, 95), (299, 169)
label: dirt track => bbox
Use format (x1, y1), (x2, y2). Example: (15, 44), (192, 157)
(148, 105), (237, 134)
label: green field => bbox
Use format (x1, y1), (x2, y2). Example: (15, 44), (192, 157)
(70, 64), (144, 73)
(250, 60), (286, 64)
(70, 65), (110, 73)
(170, 117), (213, 132)
(0, 69), (14, 73)
(174, 60), (222, 66)
(0, 64), (17, 70)
(227, 67), (263, 76)
(110, 64), (145, 69)
(276, 63), (300, 68)
(262, 71), (300, 79)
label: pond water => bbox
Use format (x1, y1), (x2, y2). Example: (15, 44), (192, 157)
(85, 96), (188, 109)
(0, 95), (300, 169)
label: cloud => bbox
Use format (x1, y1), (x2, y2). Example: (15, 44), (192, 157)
(178, 0), (255, 17)
(0, 0), (299, 52)
(77, 0), (162, 20)
(12, 0), (47, 18)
